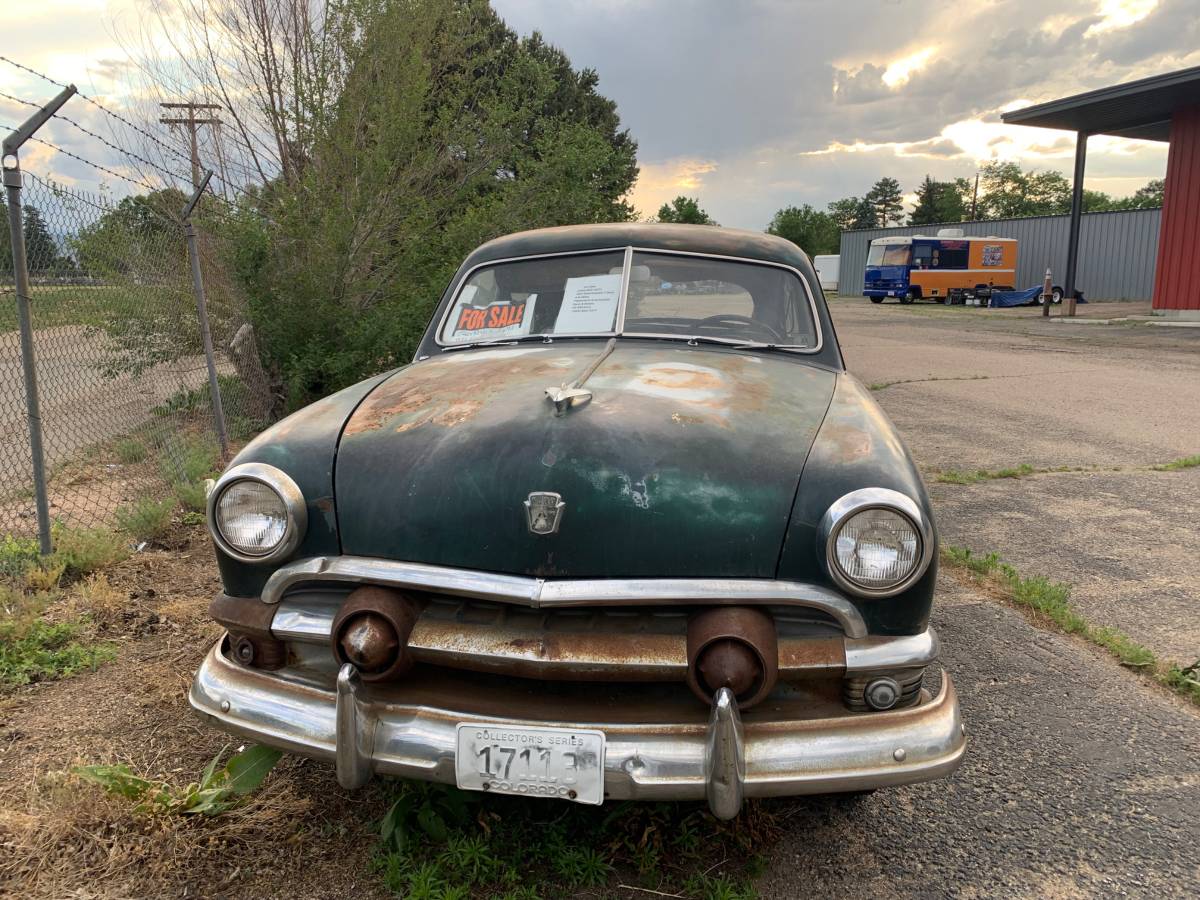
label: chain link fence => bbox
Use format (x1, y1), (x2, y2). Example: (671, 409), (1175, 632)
(1, 168), (271, 543)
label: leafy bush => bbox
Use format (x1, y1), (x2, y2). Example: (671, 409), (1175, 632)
(74, 744), (282, 815)
(115, 498), (176, 542)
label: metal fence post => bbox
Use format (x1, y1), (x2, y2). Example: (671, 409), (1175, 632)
(3, 85), (76, 554)
(181, 170), (229, 458)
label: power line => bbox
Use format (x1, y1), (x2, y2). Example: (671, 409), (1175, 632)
(2, 69), (250, 203)
(0, 54), (196, 168)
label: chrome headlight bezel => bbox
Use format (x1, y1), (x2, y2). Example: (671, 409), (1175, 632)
(819, 488), (934, 598)
(207, 462), (307, 565)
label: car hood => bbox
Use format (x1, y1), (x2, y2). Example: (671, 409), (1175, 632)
(335, 342), (836, 578)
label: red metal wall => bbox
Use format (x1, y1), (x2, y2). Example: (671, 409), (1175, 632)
(1152, 104), (1200, 312)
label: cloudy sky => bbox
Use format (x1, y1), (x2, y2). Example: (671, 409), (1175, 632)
(2, 0), (1195, 228)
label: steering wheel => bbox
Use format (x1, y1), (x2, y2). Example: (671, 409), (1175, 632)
(693, 314), (785, 342)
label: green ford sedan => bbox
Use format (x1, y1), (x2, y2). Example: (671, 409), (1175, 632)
(191, 223), (965, 819)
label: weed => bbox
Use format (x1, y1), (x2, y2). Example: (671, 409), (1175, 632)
(552, 846), (611, 887)
(1150, 454), (1200, 471)
(181, 510), (206, 526)
(24, 561), (66, 592)
(934, 463), (1045, 484)
(113, 436), (148, 464)
(0, 534), (41, 580)
(868, 374), (989, 391)
(73, 744), (282, 815)
(0, 614), (114, 687)
(115, 497), (176, 543)
(685, 873), (758, 900)
(160, 436), (220, 485)
(176, 480), (210, 513)
(49, 525), (129, 581)
(373, 782), (770, 897)
(942, 546), (1200, 707)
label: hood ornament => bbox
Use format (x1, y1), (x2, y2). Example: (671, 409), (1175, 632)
(525, 491), (565, 535)
(544, 337), (616, 417)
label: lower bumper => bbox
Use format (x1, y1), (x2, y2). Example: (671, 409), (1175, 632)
(190, 638), (966, 814)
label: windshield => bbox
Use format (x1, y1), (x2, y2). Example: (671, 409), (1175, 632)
(866, 243), (911, 266)
(439, 249), (817, 349)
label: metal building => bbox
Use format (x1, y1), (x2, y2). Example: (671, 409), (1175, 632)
(1003, 66), (1200, 318)
(838, 207), (1161, 300)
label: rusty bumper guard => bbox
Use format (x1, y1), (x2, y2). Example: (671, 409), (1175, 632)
(190, 638), (965, 819)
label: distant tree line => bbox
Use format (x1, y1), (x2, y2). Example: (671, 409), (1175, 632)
(0, 197), (77, 277)
(660, 164), (1165, 257)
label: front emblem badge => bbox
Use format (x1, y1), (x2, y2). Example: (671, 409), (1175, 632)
(525, 492), (565, 535)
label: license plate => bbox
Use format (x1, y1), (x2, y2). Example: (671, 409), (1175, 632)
(454, 723), (606, 805)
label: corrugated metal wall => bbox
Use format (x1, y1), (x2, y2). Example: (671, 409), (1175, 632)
(837, 208), (1161, 299)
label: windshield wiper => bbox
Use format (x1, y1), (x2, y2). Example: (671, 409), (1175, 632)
(442, 334), (553, 352)
(681, 335), (778, 350)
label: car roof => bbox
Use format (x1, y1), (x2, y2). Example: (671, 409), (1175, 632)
(463, 223), (815, 271)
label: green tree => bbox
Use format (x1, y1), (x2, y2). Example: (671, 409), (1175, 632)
(655, 196), (717, 225)
(909, 175), (967, 226)
(978, 162), (1072, 219)
(865, 177), (904, 226)
(766, 204), (839, 254)
(827, 196), (877, 231)
(22, 207), (59, 273)
(72, 189), (188, 277)
(244, 0), (644, 407)
(1129, 178), (1164, 208)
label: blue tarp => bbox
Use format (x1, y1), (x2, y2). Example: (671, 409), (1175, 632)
(988, 286), (1088, 308)
(989, 285), (1043, 308)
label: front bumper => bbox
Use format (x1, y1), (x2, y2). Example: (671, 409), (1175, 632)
(190, 637), (966, 816)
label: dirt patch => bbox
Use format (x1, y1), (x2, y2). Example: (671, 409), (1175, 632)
(0, 528), (391, 899)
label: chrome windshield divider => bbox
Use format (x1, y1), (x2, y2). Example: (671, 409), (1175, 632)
(261, 557), (869, 638)
(615, 245), (633, 333)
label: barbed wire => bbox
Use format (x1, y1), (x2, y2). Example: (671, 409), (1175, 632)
(1, 122), (161, 192)
(1, 56), (269, 207)
(0, 88), (39, 110)
(0, 54), (196, 168)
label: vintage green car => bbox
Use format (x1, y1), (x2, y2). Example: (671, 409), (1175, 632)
(191, 223), (965, 818)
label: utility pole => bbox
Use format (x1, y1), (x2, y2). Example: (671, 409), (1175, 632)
(159, 101), (222, 190)
(970, 173), (979, 221)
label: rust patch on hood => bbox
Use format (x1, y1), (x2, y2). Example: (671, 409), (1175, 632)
(344, 348), (578, 436)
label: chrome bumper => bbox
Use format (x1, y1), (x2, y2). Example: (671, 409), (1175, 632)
(190, 639), (966, 817)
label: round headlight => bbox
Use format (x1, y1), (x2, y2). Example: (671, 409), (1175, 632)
(820, 488), (933, 598)
(208, 463), (307, 563)
(833, 508), (920, 590)
(216, 481), (288, 555)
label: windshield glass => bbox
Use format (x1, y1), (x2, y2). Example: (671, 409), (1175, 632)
(439, 249), (818, 349)
(441, 251), (626, 346)
(623, 252), (815, 347)
(866, 243), (911, 266)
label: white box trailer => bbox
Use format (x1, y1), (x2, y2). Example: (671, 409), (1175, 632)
(813, 254), (839, 292)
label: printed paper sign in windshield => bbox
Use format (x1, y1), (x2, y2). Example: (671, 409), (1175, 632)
(450, 285), (537, 342)
(982, 244), (1003, 267)
(554, 274), (622, 334)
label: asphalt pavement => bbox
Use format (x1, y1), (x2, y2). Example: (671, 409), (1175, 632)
(762, 299), (1200, 898)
